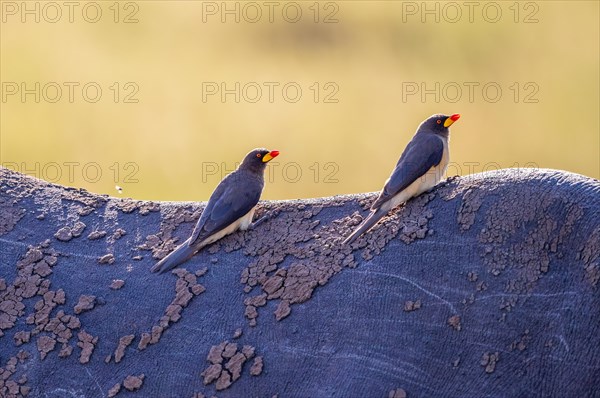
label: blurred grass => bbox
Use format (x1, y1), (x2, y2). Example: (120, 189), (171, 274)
(1, 1), (598, 201)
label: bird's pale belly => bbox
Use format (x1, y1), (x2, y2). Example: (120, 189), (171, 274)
(383, 148), (449, 212)
(198, 207), (256, 248)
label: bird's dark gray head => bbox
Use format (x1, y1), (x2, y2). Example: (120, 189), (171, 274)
(239, 148), (280, 174)
(416, 113), (461, 137)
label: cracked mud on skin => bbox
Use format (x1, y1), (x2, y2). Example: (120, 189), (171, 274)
(107, 374), (145, 397)
(0, 170), (164, 397)
(77, 330), (99, 364)
(447, 314), (462, 331)
(200, 340), (259, 391)
(0, 239), (80, 395)
(0, 196), (25, 235)
(388, 388), (407, 398)
(110, 334), (135, 364)
(137, 185), (441, 393)
(579, 226), (600, 287)
(480, 352), (500, 374)
(110, 279), (125, 290)
(138, 268), (206, 351)
(98, 253), (116, 265)
(443, 170), (599, 325)
(1, 166), (599, 397)
(403, 300), (422, 312)
(224, 191), (437, 328)
(74, 295), (96, 314)
(87, 230), (107, 240)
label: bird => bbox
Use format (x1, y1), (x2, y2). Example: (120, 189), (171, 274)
(344, 113), (460, 244)
(151, 148), (280, 274)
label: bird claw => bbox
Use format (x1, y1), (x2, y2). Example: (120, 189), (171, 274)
(248, 209), (280, 230)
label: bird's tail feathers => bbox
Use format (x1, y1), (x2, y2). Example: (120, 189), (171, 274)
(150, 237), (196, 274)
(343, 207), (388, 245)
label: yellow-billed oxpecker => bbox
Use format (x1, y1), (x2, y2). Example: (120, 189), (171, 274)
(344, 114), (460, 244)
(151, 148), (279, 274)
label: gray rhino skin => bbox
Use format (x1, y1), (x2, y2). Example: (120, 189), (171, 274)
(0, 167), (598, 398)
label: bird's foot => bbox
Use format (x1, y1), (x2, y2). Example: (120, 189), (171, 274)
(441, 175), (461, 187)
(248, 209), (280, 230)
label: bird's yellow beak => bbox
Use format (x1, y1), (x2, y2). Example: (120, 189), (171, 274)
(444, 114), (461, 128)
(262, 150), (280, 163)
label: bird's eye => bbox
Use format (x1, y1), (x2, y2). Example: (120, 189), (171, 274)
(436, 120), (441, 124)
(256, 153), (262, 158)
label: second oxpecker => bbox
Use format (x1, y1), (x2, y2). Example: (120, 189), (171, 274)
(344, 114), (460, 244)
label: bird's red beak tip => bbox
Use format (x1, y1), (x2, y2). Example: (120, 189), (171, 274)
(270, 150), (280, 158)
(450, 114), (461, 121)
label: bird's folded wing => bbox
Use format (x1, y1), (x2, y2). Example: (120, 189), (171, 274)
(371, 134), (444, 209)
(188, 182), (261, 246)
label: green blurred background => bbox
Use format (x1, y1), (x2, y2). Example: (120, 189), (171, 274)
(1, 1), (598, 201)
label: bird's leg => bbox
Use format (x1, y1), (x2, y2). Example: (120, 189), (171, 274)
(248, 208), (280, 230)
(247, 217), (267, 230)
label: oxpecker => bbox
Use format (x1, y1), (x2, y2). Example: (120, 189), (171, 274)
(344, 114), (460, 244)
(151, 148), (279, 274)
